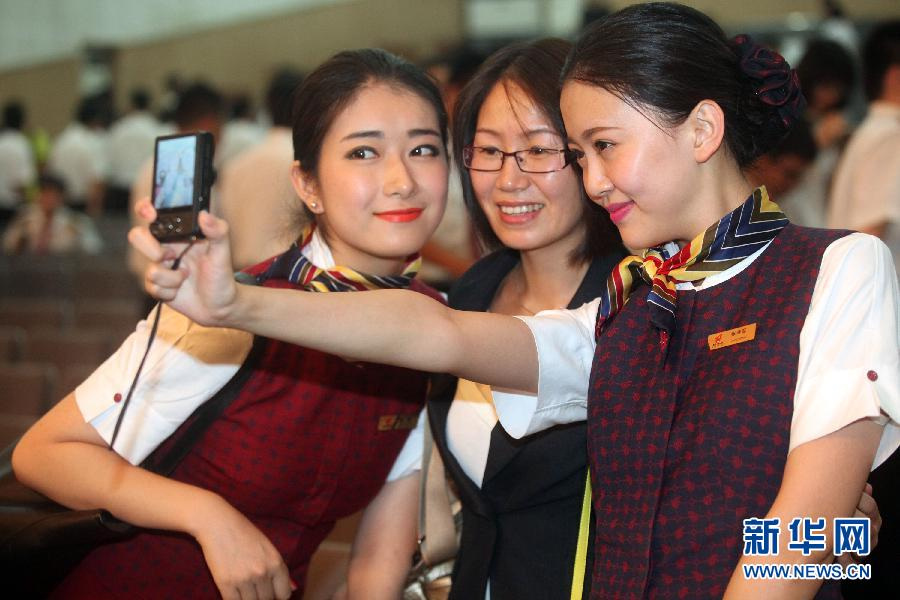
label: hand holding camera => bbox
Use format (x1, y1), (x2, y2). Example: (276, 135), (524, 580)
(149, 132), (215, 242)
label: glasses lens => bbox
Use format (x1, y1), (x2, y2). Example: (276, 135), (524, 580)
(466, 147), (501, 171)
(518, 149), (565, 173)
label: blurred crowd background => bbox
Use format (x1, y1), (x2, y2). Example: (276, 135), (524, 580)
(1, 1), (899, 597)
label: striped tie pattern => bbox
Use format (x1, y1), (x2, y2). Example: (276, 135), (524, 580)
(258, 225), (421, 292)
(595, 187), (788, 341)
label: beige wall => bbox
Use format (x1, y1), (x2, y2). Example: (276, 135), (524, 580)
(603, 0), (900, 27)
(0, 57), (81, 137)
(115, 0), (463, 119)
(5, 0), (900, 136)
(0, 0), (463, 136)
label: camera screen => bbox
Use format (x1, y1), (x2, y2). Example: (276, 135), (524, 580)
(153, 136), (197, 210)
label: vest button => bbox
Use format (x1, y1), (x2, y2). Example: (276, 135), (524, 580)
(867, 370), (878, 382)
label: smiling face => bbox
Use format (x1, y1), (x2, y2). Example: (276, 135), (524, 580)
(469, 81), (586, 256)
(560, 81), (704, 250)
(293, 83), (448, 274)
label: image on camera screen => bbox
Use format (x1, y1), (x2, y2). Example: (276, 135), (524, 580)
(154, 136), (197, 210)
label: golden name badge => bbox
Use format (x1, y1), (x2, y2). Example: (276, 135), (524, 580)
(377, 414), (419, 431)
(708, 323), (757, 351)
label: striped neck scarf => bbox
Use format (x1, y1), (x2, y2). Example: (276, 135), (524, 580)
(258, 225), (421, 292)
(595, 187), (788, 342)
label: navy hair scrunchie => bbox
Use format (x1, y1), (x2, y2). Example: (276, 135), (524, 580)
(732, 34), (806, 128)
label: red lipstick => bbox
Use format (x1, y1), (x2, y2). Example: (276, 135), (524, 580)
(604, 201), (633, 224)
(374, 208), (424, 223)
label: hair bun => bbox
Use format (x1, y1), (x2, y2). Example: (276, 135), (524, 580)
(732, 34), (806, 129)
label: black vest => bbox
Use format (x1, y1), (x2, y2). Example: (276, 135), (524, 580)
(428, 247), (624, 600)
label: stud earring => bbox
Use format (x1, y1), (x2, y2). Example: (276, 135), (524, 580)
(310, 202), (318, 209)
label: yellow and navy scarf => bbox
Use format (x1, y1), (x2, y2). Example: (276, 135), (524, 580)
(595, 187), (788, 342)
(258, 225), (421, 292)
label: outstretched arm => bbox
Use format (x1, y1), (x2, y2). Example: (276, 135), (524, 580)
(12, 394), (294, 600)
(130, 204), (539, 393)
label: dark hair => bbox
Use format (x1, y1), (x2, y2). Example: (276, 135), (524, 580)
(797, 38), (856, 110)
(292, 49), (446, 174)
(38, 173), (66, 195)
(2, 101), (25, 130)
(862, 20), (900, 101)
(267, 68), (304, 128)
(292, 48), (447, 174)
(229, 95), (252, 120)
(130, 88), (151, 111)
(447, 47), (489, 89)
(174, 82), (224, 129)
(83, 91), (115, 128)
(563, 2), (802, 168)
(452, 38), (621, 264)
(766, 118), (817, 162)
(290, 49), (447, 225)
(76, 97), (104, 126)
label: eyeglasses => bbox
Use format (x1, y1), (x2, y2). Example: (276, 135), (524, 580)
(462, 145), (577, 174)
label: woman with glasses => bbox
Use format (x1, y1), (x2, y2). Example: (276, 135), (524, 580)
(341, 39), (624, 600)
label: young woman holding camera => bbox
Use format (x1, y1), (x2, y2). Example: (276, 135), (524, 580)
(13, 49), (449, 600)
(131, 3), (898, 598)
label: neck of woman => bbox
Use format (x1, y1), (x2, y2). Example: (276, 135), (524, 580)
(672, 162), (756, 249)
(321, 233), (414, 277)
(494, 236), (591, 316)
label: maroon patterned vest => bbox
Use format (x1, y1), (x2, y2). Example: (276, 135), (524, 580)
(52, 264), (441, 600)
(586, 225), (849, 599)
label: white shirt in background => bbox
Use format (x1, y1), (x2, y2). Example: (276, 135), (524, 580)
(828, 102), (900, 277)
(776, 145), (838, 229)
(107, 111), (169, 188)
(48, 122), (108, 204)
(0, 129), (35, 209)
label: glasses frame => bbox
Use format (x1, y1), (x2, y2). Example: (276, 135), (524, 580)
(462, 145), (578, 174)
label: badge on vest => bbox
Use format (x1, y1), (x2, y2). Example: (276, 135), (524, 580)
(378, 414), (419, 431)
(708, 323), (757, 350)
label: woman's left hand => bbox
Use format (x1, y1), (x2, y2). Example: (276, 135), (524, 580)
(192, 493), (295, 600)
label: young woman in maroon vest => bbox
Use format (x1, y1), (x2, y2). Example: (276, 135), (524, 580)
(346, 35), (882, 600)
(336, 34), (882, 600)
(12, 49), (449, 599)
(134, 4), (899, 598)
